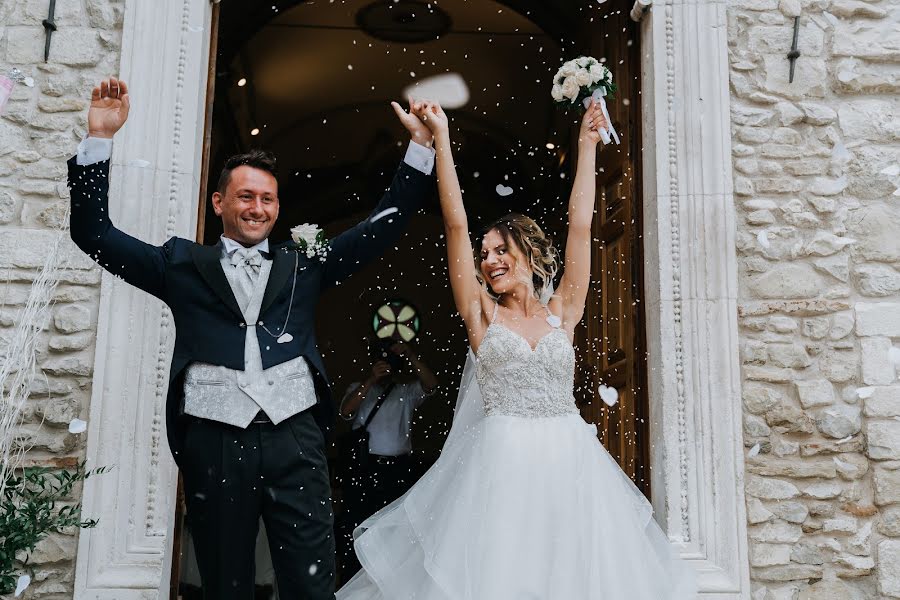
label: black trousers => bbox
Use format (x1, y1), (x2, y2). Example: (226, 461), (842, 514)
(338, 454), (414, 581)
(181, 410), (335, 599)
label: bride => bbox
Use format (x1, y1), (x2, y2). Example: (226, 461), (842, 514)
(337, 99), (696, 599)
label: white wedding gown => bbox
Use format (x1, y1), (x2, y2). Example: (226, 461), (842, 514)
(337, 310), (697, 600)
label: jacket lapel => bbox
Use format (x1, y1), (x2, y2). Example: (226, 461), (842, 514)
(260, 246), (297, 316)
(190, 242), (243, 320)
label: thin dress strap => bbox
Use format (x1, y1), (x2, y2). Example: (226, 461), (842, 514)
(490, 302), (500, 324)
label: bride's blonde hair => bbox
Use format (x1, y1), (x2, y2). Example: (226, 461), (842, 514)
(474, 213), (559, 300)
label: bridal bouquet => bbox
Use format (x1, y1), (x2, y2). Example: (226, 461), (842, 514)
(551, 56), (620, 145)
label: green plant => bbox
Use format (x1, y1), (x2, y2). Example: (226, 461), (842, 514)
(0, 462), (108, 594)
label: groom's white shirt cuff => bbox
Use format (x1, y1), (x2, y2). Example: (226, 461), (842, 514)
(77, 136), (436, 174)
(76, 136), (113, 166)
(404, 140), (435, 175)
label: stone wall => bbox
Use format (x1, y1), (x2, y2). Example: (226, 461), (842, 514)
(729, 0), (900, 597)
(0, 1), (123, 598)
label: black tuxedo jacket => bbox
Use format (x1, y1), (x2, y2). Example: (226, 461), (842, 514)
(67, 156), (433, 466)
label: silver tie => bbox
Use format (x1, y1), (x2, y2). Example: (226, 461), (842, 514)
(230, 247), (262, 299)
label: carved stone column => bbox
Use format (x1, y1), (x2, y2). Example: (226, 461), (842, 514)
(73, 0), (213, 596)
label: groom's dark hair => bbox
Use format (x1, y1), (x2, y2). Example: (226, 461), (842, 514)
(217, 149), (278, 194)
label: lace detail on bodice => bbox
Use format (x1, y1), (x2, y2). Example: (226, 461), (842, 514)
(476, 323), (579, 418)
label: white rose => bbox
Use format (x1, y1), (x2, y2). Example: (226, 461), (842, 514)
(589, 63), (605, 83)
(551, 83), (564, 102)
(605, 69), (613, 83)
(577, 56), (591, 68)
(560, 76), (580, 102)
(291, 223), (320, 247)
(560, 62), (578, 77)
(575, 70), (592, 87)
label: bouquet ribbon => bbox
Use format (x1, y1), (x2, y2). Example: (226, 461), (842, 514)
(583, 88), (620, 146)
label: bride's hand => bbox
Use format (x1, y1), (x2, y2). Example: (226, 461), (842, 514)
(578, 99), (607, 146)
(416, 101), (449, 137)
(392, 98), (433, 147)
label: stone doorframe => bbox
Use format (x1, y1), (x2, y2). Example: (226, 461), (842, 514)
(73, 0), (750, 596)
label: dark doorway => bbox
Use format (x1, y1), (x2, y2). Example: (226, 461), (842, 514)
(174, 0), (646, 595)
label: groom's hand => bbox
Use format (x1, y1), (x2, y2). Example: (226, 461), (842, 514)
(88, 77), (130, 139)
(392, 98), (433, 148)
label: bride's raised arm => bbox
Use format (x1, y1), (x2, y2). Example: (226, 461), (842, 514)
(556, 100), (606, 329)
(416, 101), (490, 339)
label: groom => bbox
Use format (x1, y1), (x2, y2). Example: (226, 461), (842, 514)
(67, 77), (435, 599)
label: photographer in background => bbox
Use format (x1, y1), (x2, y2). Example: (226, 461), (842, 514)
(337, 339), (437, 577)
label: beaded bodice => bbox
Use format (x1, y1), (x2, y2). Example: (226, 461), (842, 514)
(476, 321), (579, 418)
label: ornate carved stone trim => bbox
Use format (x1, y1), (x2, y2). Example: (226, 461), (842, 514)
(73, 0), (214, 596)
(641, 0), (751, 595)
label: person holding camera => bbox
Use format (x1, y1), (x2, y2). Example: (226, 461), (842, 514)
(337, 339), (437, 577)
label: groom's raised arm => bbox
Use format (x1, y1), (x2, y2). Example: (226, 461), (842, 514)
(321, 101), (436, 288)
(68, 78), (169, 301)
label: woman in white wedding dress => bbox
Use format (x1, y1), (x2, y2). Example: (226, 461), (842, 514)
(337, 100), (696, 600)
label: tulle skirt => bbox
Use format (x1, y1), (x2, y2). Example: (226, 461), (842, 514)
(337, 414), (697, 600)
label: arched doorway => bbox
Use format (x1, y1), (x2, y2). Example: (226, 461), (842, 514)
(174, 0), (645, 594)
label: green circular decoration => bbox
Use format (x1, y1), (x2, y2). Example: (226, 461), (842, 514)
(372, 299), (420, 342)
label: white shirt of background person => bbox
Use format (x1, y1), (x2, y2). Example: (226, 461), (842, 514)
(341, 380), (434, 457)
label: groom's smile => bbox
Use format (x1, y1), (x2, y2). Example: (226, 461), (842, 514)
(212, 164), (280, 247)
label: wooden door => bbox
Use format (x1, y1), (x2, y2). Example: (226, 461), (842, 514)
(572, 5), (649, 495)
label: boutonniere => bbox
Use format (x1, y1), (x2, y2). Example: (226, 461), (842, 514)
(290, 223), (328, 262)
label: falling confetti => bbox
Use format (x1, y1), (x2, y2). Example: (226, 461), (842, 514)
(890, 347), (900, 371)
(831, 139), (850, 164)
(68, 418), (87, 434)
(495, 184), (513, 197)
(0, 76), (13, 115)
(370, 207), (399, 223)
(856, 387), (875, 399)
(14, 574), (30, 597)
(748, 443), (761, 458)
(598, 385), (618, 407)
(833, 457), (856, 471)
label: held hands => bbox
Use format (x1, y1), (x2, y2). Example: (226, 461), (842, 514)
(578, 99), (608, 147)
(413, 101), (449, 138)
(88, 77), (130, 139)
(392, 98), (433, 148)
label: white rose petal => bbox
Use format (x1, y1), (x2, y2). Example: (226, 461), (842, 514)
(757, 230), (771, 248)
(598, 385), (618, 407)
(15, 574), (31, 597)
(880, 164), (900, 178)
(589, 63), (605, 83)
(748, 443), (761, 458)
(68, 418), (87, 434)
(856, 387), (875, 399)
(890, 346), (900, 367)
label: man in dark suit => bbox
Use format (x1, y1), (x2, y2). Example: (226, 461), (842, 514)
(68, 77), (435, 599)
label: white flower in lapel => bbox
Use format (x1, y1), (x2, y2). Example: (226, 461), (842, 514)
(290, 223), (328, 262)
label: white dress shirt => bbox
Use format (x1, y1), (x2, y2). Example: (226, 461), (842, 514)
(75, 136), (436, 174)
(342, 380), (432, 457)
